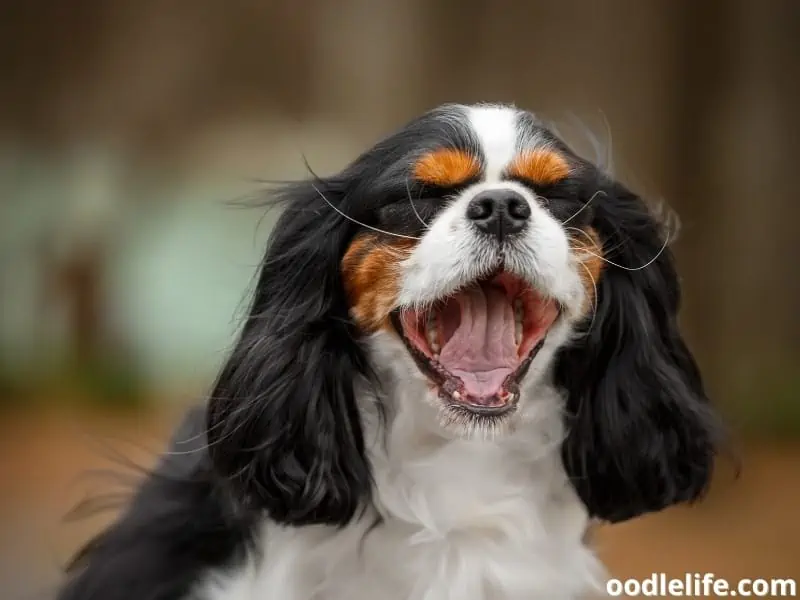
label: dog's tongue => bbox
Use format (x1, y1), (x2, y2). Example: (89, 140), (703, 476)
(437, 286), (518, 398)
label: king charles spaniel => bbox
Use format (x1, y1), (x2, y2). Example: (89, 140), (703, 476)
(58, 103), (722, 600)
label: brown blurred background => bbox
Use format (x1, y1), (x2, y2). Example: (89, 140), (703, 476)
(1, 1), (798, 598)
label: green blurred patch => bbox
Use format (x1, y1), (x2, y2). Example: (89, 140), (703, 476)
(62, 355), (148, 410)
(0, 355), (150, 413)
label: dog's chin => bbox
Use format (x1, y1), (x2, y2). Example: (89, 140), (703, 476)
(391, 270), (561, 433)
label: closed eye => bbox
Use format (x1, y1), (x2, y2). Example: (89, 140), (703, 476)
(377, 195), (447, 234)
(377, 179), (470, 228)
(504, 177), (592, 225)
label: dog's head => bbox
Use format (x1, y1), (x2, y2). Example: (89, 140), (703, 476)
(206, 103), (721, 527)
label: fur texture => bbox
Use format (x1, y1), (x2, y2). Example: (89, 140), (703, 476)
(58, 103), (722, 600)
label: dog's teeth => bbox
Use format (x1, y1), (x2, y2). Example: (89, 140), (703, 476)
(452, 391), (461, 400)
(426, 313), (440, 355)
(513, 299), (524, 345)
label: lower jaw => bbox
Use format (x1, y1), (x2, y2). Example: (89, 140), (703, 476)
(436, 393), (520, 434)
(442, 394), (519, 419)
(438, 370), (523, 417)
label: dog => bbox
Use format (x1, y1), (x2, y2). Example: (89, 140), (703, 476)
(58, 103), (722, 600)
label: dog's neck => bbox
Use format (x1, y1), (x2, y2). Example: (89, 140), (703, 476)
(351, 383), (605, 599)
(365, 380), (579, 526)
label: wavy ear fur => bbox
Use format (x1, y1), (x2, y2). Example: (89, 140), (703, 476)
(206, 179), (372, 527)
(558, 173), (723, 523)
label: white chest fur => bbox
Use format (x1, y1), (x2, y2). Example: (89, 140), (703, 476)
(198, 389), (604, 600)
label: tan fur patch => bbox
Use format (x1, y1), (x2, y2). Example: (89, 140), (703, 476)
(341, 234), (417, 332)
(507, 149), (571, 186)
(413, 149), (481, 187)
(569, 227), (605, 314)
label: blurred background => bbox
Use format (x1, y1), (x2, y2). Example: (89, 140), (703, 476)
(1, 0), (798, 597)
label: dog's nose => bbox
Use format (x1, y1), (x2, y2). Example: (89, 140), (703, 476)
(466, 190), (531, 241)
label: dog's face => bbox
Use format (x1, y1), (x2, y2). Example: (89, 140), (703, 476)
(206, 104), (722, 528)
(340, 105), (603, 433)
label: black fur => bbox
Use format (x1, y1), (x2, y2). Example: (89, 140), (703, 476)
(205, 178), (374, 527)
(557, 167), (722, 523)
(57, 408), (255, 600)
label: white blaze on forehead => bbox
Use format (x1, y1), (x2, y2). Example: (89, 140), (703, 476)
(465, 104), (519, 181)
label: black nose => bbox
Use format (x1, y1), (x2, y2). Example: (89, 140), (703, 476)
(466, 190), (531, 241)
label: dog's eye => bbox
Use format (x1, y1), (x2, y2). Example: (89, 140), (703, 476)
(376, 196), (445, 232)
(545, 195), (594, 225)
(529, 180), (594, 226)
(377, 181), (461, 220)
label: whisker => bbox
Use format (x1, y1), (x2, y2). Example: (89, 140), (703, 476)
(565, 226), (598, 247)
(379, 245), (415, 260)
(310, 182), (421, 241)
(406, 177), (429, 229)
(562, 190), (605, 225)
(576, 259), (599, 335)
(566, 226), (622, 260)
(582, 237), (626, 258)
(569, 228), (670, 271)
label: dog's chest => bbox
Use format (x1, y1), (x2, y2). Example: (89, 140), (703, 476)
(202, 447), (603, 600)
(327, 492), (601, 600)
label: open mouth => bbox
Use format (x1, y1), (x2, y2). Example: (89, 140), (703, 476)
(391, 271), (560, 417)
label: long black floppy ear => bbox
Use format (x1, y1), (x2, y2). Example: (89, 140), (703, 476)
(206, 178), (373, 527)
(557, 173), (723, 523)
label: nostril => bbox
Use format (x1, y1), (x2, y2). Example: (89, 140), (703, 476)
(466, 197), (495, 221)
(507, 196), (531, 221)
(467, 189), (529, 241)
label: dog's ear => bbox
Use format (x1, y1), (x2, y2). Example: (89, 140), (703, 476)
(206, 179), (372, 527)
(557, 173), (723, 523)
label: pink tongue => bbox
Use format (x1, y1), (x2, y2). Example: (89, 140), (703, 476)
(438, 286), (518, 398)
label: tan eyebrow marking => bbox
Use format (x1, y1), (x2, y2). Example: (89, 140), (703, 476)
(507, 149), (571, 185)
(413, 149), (481, 187)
